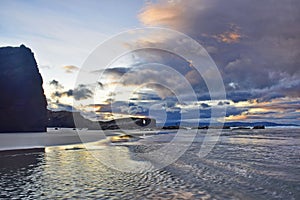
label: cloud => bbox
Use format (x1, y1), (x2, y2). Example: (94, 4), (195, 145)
(138, 0), (300, 102)
(49, 79), (64, 89)
(51, 89), (72, 99)
(92, 101), (146, 120)
(24, 0), (299, 125)
(102, 67), (131, 77)
(139, 1), (184, 27)
(39, 65), (52, 69)
(47, 101), (75, 112)
(62, 65), (79, 73)
(50, 80), (93, 101)
(226, 97), (300, 124)
(131, 91), (162, 101)
(72, 84), (93, 100)
(96, 49), (206, 100)
(213, 28), (242, 44)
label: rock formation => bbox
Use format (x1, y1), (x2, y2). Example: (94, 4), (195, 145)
(252, 125), (265, 129)
(47, 110), (91, 128)
(47, 110), (156, 130)
(0, 45), (47, 132)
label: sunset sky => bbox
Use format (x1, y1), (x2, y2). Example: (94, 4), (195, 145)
(1, 0), (299, 125)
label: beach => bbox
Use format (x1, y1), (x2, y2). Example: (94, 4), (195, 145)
(0, 128), (299, 199)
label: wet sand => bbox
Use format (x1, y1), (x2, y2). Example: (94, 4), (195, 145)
(0, 128), (159, 151)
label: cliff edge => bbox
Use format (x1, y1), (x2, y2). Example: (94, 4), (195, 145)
(0, 45), (47, 132)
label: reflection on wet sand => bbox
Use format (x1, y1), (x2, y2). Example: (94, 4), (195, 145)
(0, 148), (44, 170)
(0, 129), (299, 199)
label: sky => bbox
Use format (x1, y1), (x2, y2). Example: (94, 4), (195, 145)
(1, 0), (300, 125)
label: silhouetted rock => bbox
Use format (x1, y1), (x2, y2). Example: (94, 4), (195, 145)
(253, 125), (265, 129)
(192, 125), (230, 129)
(0, 45), (47, 132)
(222, 126), (231, 129)
(100, 117), (156, 130)
(47, 110), (91, 128)
(162, 125), (180, 130)
(196, 126), (208, 129)
(47, 110), (156, 130)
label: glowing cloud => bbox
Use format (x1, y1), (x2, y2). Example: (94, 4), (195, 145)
(62, 65), (79, 73)
(213, 31), (242, 43)
(138, 2), (183, 27)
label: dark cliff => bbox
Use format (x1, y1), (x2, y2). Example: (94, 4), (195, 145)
(0, 45), (47, 132)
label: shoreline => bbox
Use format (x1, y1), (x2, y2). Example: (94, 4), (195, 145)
(0, 130), (107, 152)
(0, 127), (299, 152)
(0, 129), (160, 152)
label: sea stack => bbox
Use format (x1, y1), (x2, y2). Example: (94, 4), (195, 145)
(0, 45), (47, 132)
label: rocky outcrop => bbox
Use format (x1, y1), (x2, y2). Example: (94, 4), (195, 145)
(252, 125), (265, 129)
(0, 45), (47, 132)
(162, 125), (180, 130)
(47, 110), (156, 130)
(47, 110), (90, 128)
(102, 117), (156, 130)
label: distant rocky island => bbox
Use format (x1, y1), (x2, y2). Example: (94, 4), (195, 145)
(47, 110), (156, 130)
(161, 121), (299, 130)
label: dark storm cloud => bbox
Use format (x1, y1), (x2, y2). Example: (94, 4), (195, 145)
(139, 0), (300, 102)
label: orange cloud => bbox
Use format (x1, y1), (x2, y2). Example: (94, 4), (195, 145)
(138, 2), (183, 27)
(226, 113), (248, 121)
(62, 65), (79, 73)
(226, 97), (300, 123)
(139, 1), (243, 44)
(213, 31), (242, 43)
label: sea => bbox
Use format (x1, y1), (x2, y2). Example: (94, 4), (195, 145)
(0, 128), (299, 199)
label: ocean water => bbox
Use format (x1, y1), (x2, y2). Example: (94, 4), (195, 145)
(0, 128), (299, 199)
